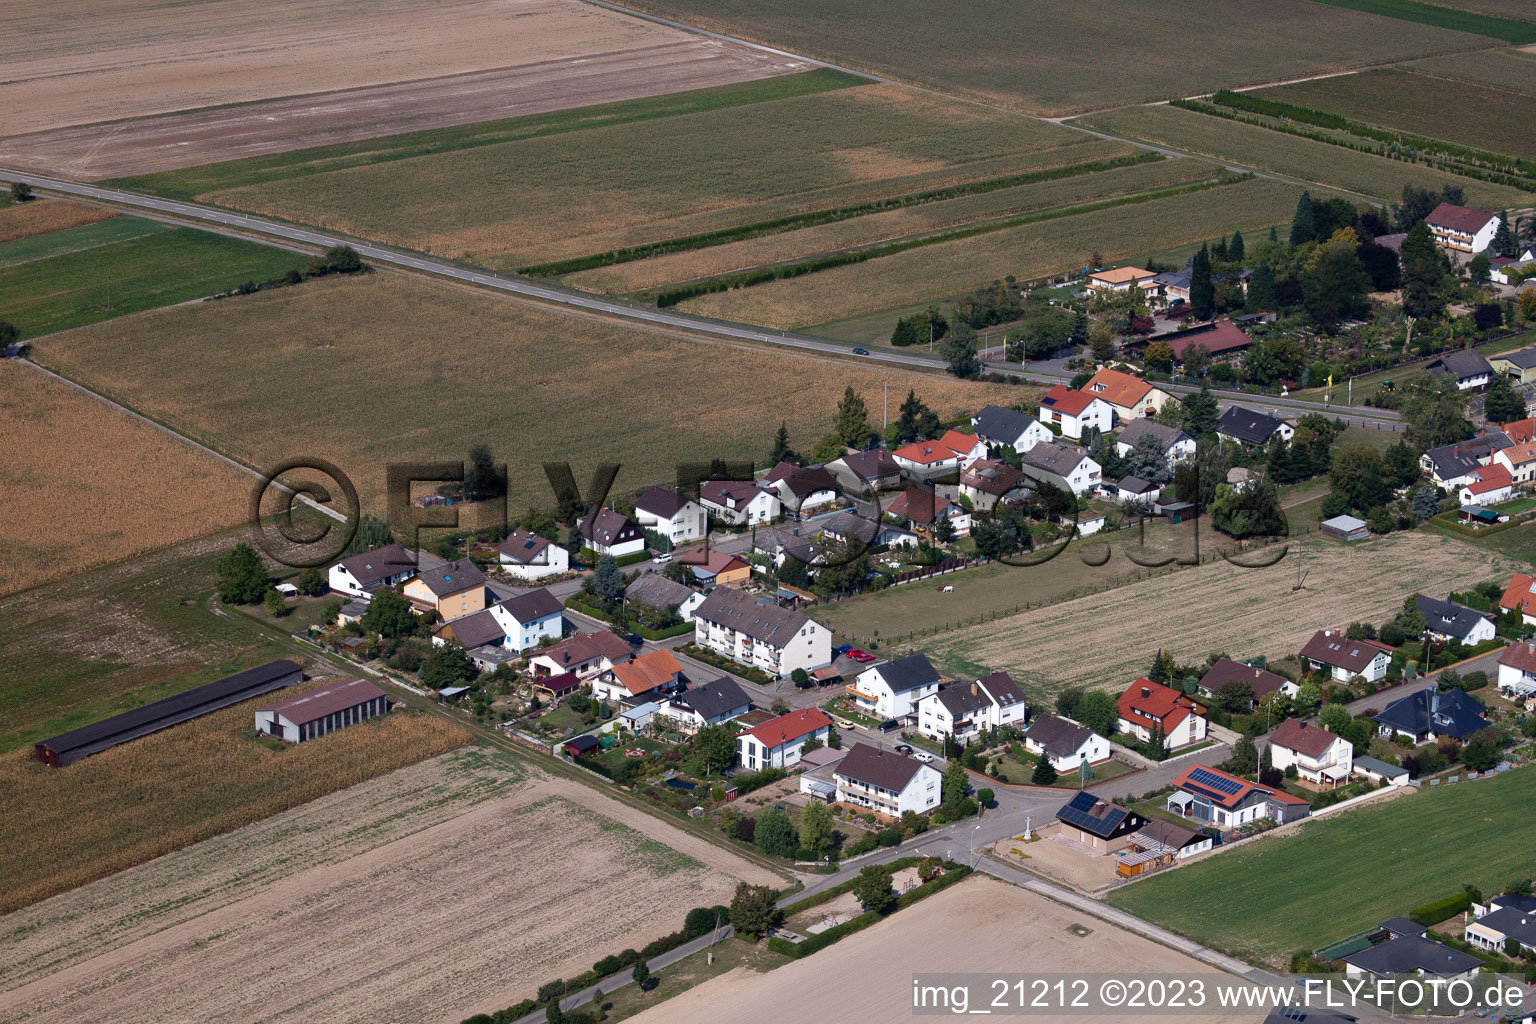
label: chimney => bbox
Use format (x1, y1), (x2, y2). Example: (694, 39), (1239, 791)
(1141, 687), (1151, 698)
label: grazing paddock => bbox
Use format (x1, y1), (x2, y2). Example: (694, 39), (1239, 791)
(565, 153), (1214, 295)
(1410, 47), (1536, 95)
(1075, 102), (1532, 207)
(919, 530), (1521, 696)
(0, 753), (781, 1024)
(0, 199), (114, 244)
(30, 274), (1029, 516)
(0, 360), (250, 598)
(0, 687), (470, 915)
(676, 177), (1304, 329)
(1254, 68), (1536, 160)
(624, 0), (1487, 115)
(1108, 767), (1536, 966)
(204, 80), (1091, 269)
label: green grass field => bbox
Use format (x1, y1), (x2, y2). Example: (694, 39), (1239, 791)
(0, 226), (307, 338)
(1410, 47), (1536, 95)
(1107, 767), (1536, 965)
(0, 216), (166, 268)
(1074, 103), (1532, 208)
(1309, 0), (1536, 41)
(1255, 68), (1536, 160)
(625, 0), (1488, 115)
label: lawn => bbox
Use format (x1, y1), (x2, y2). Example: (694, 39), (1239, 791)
(991, 751), (1135, 787)
(676, 176), (1307, 329)
(28, 273), (1033, 515)
(0, 225), (308, 338)
(1255, 68), (1536, 160)
(0, 215), (167, 268)
(624, 0), (1487, 115)
(1106, 766), (1536, 966)
(198, 79), (1090, 271)
(1074, 103), (1531, 208)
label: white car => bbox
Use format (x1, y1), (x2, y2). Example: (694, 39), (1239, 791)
(913, 751), (935, 763)
(653, 553), (673, 563)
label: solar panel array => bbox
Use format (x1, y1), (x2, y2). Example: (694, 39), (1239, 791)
(1056, 791), (1126, 836)
(1186, 767), (1244, 796)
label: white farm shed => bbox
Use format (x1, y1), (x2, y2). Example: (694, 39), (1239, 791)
(254, 678), (388, 743)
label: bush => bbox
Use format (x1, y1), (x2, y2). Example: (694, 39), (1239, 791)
(1410, 891), (1472, 926)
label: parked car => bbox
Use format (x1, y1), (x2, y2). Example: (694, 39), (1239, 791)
(653, 552), (673, 563)
(913, 751), (935, 763)
(835, 643), (854, 655)
(847, 649), (875, 663)
(834, 718), (856, 730)
(894, 743), (913, 754)
(625, 633), (644, 646)
(877, 718), (902, 733)
(852, 347), (869, 355)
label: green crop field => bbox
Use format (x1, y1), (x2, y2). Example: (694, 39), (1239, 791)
(1075, 103), (1532, 207)
(1410, 47), (1536, 95)
(1256, 68), (1536, 160)
(0, 215), (167, 268)
(625, 0), (1487, 115)
(194, 80), (1092, 271)
(0, 226), (308, 339)
(1107, 767), (1536, 966)
(1413, 0), (1536, 21)
(1309, 0), (1536, 40)
(676, 177), (1305, 329)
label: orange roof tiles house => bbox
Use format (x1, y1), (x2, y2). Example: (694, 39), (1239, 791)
(1494, 442), (1536, 485)
(1500, 418), (1536, 446)
(891, 430), (983, 475)
(1459, 462), (1515, 504)
(594, 648), (683, 702)
(1037, 385), (1113, 439)
(1088, 266), (1156, 292)
(1085, 367), (1169, 421)
(1501, 574), (1536, 625)
(1115, 679), (1208, 749)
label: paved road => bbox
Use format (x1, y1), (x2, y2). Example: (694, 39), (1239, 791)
(1341, 646), (1508, 718)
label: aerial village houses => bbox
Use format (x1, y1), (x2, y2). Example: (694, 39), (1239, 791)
(683, 548), (751, 588)
(1196, 657), (1297, 710)
(497, 528), (569, 580)
(1465, 892), (1536, 956)
(1037, 385), (1113, 439)
(692, 586), (831, 678)
(579, 508), (646, 558)
(1020, 441), (1101, 497)
(1083, 367), (1168, 423)
(1115, 819), (1213, 878)
(658, 676), (751, 732)
(254, 678), (388, 743)
(1457, 463), (1515, 506)
(890, 429), (986, 479)
(1116, 678), (1209, 748)
(1496, 642), (1536, 702)
(1342, 920), (1480, 981)
(1415, 594), (1496, 646)
(1216, 406), (1294, 448)
(1373, 688), (1487, 744)
(1021, 713), (1108, 772)
(1266, 718), (1353, 789)
(591, 648), (685, 703)
(1055, 791), (1143, 852)
(1420, 432), (1512, 489)
(699, 478), (780, 525)
(825, 449), (902, 494)
(1087, 266), (1156, 293)
(624, 572), (706, 622)
(1424, 203), (1500, 254)
(527, 630), (633, 680)
(1492, 441), (1536, 486)
(1168, 764), (1310, 827)
(971, 404), (1052, 454)
(736, 708), (834, 770)
(914, 671), (1027, 743)
(1113, 419), (1195, 464)
(886, 485), (972, 538)
(761, 461), (839, 516)
(1300, 629), (1394, 683)
(833, 743), (942, 816)
(633, 486), (707, 545)
(402, 558), (488, 620)
(328, 542), (416, 597)
(432, 587), (564, 655)
(958, 459), (1027, 512)
(1426, 349), (1494, 391)
(848, 652), (942, 724)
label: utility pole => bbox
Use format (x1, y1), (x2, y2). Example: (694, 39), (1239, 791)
(883, 378), (888, 433)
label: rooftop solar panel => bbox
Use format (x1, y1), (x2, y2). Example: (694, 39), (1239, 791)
(1187, 767), (1243, 795)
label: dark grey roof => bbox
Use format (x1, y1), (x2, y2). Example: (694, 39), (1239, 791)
(499, 587), (562, 624)
(1022, 441), (1090, 473)
(1056, 790), (1139, 839)
(1423, 432), (1511, 480)
(412, 558), (487, 597)
(1494, 893), (1536, 913)
(1116, 418), (1191, 451)
(868, 652), (940, 693)
(437, 609), (505, 648)
(764, 461), (839, 497)
(1023, 713), (1096, 759)
(973, 404), (1041, 445)
(978, 671), (1025, 706)
(1372, 688), (1486, 739)
(835, 742), (926, 791)
(1342, 933), (1481, 976)
(335, 542), (416, 586)
(822, 511), (879, 545)
(1379, 916), (1427, 938)
(1427, 348), (1494, 382)
(673, 677), (751, 720)
(1495, 347), (1536, 370)
(1475, 906), (1536, 947)
(832, 449), (899, 482)
(624, 573), (696, 610)
(1217, 405), (1287, 445)
(1352, 755), (1407, 778)
(1198, 657), (1289, 700)
(695, 587), (811, 647)
(635, 486), (690, 520)
(1118, 475), (1156, 494)
(934, 683), (993, 718)
(1416, 594), (1492, 642)
(1151, 271), (1191, 288)
(581, 508), (641, 547)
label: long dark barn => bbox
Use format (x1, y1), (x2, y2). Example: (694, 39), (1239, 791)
(34, 659), (304, 767)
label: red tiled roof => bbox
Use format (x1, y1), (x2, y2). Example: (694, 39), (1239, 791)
(739, 708), (833, 748)
(1085, 368), (1153, 409)
(1039, 385), (1099, 417)
(1500, 573), (1536, 616)
(1502, 418), (1536, 445)
(1116, 678), (1202, 733)
(1426, 203), (1496, 235)
(892, 431), (976, 465)
(610, 649), (682, 695)
(1166, 320), (1254, 359)
(1269, 718), (1343, 759)
(1466, 463), (1514, 495)
(1500, 641), (1536, 676)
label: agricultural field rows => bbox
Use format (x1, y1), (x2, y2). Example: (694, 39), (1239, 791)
(204, 80), (1091, 269)
(0, 360), (251, 598)
(1075, 102), (1532, 207)
(675, 177), (1306, 329)
(1411, 0), (1536, 21)
(1254, 68), (1536, 160)
(564, 155), (1221, 295)
(1309, 0), (1536, 40)
(29, 274), (1029, 515)
(1409, 47), (1536, 95)
(1108, 766), (1536, 966)
(624, 0), (1490, 115)
(0, 198), (114, 244)
(0, 216), (166, 268)
(918, 530), (1520, 696)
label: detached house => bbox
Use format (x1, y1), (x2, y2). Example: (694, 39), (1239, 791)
(1300, 629), (1394, 683)
(1496, 641), (1536, 700)
(1416, 594), (1496, 645)
(1459, 463), (1515, 505)
(624, 572), (705, 622)
(403, 558), (488, 620)
(1116, 679), (1209, 748)
(1373, 687), (1487, 744)
(1056, 791), (1144, 851)
(848, 653), (941, 723)
(579, 508), (646, 558)
(1267, 718), (1353, 789)
(885, 486), (971, 538)
(633, 486), (707, 545)
(1114, 419), (1195, 464)
(1427, 349), (1494, 392)
(699, 479), (780, 526)
(432, 587), (563, 653)
(1343, 924), (1480, 981)
(328, 543), (416, 597)
(1084, 367), (1168, 423)
(681, 547), (751, 588)
(692, 586), (831, 678)
(972, 404), (1052, 454)
(891, 429), (986, 479)
(915, 671), (1026, 743)
(1216, 406), (1294, 448)
(660, 676), (752, 732)
(959, 459), (1027, 511)
(497, 529), (569, 581)
(1420, 432), (1511, 489)
(737, 708), (834, 770)
(1038, 386), (1113, 439)
(761, 462), (839, 515)
(1425, 203), (1500, 254)
(1499, 573), (1536, 626)
(1022, 713), (1109, 772)
(1467, 893), (1536, 956)
(592, 648), (684, 703)
(833, 743), (941, 816)
(1196, 657), (1296, 709)
(1087, 266), (1156, 293)
(527, 630), (632, 680)
(1020, 441), (1101, 497)
(1168, 764), (1310, 827)
(1494, 442), (1536, 486)
(826, 449), (902, 494)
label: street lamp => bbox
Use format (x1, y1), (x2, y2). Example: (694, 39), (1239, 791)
(969, 823), (983, 867)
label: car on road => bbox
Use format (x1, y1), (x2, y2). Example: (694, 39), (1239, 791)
(834, 718), (856, 730)
(913, 751), (935, 763)
(847, 649), (876, 663)
(852, 347), (869, 355)
(652, 552), (672, 563)
(625, 634), (644, 647)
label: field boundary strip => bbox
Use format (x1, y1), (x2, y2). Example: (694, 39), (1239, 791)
(1306, 0), (1536, 43)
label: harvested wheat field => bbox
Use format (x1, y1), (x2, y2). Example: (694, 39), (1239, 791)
(922, 530), (1521, 696)
(0, 685), (471, 914)
(0, 749), (781, 1024)
(30, 274), (1034, 514)
(0, 0), (756, 138)
(624, 875), (1264, 1024)
(0, 199), (114, 243)
(0, 360), (251, 596)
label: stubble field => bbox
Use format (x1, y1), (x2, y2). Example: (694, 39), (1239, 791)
(1075, 103), (1532, 207)
(624, 0), (1487, 115)
(675, 177), (1306, 329)
(0, 360), (251, 597)
(920, 530), (1521, 694)
(1409, 47), (1536, 94)
(30, 274), (1031, 514)
(202, 79), (1094, 269)
(0, 199), (114, 243)
(0, 748), (782, 1024)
